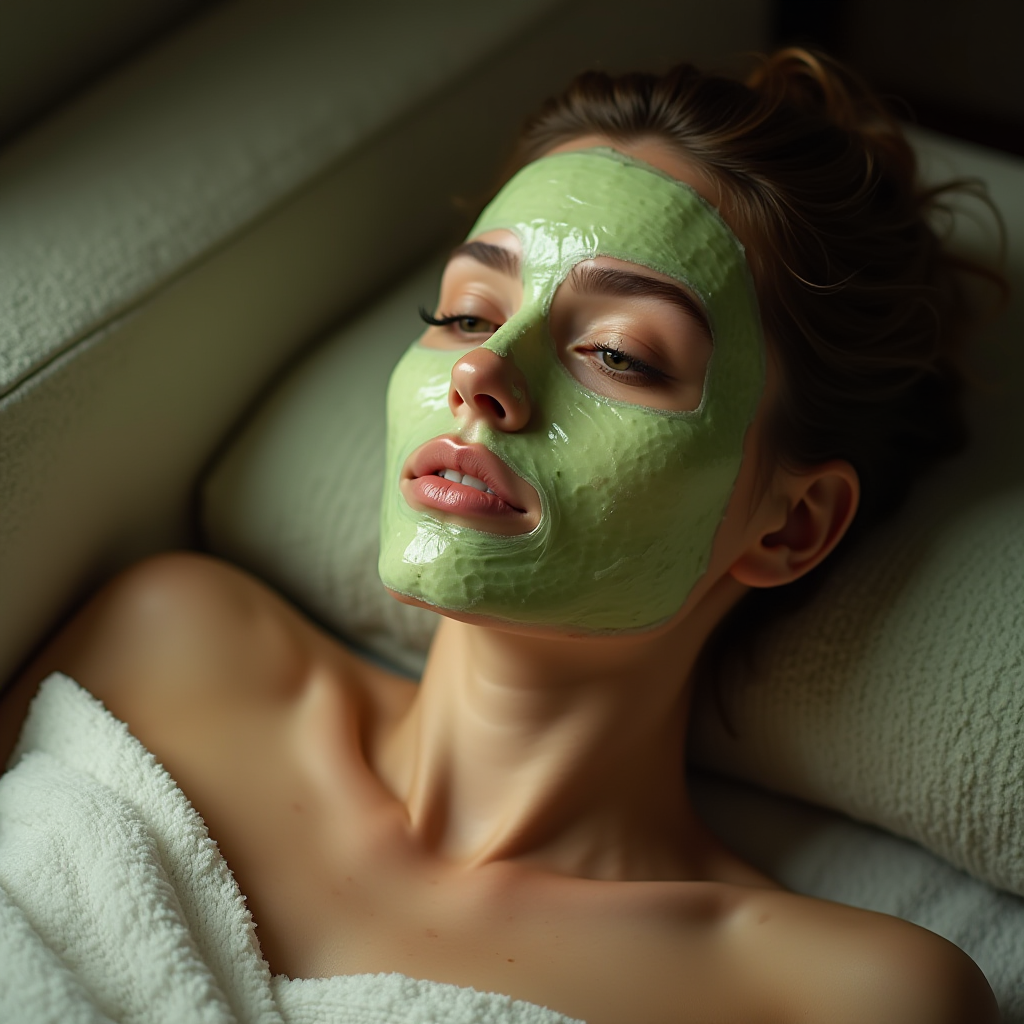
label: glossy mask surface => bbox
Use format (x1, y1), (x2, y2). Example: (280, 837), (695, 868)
(379, 149), (765, 632)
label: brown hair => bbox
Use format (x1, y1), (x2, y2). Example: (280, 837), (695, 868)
(509, 48), (1005, 681)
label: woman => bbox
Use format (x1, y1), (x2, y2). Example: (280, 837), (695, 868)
(1, 50), (1001, 1022)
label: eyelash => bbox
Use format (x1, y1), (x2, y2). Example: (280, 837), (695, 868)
(418, 307), (495, 333)
(589, 342), (668, 384)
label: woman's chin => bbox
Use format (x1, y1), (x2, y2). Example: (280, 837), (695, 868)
(384, 584), (560, 634)
(381, 585), (675, 642)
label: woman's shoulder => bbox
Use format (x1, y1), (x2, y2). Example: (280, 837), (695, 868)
(513, 877), (996, 1024)
(3, 553), (407, 765)
(721, 886), (1000, 1024)
(48, 552), (313, 716)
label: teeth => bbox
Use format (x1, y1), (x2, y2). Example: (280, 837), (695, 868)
(434, 469), (494, 494)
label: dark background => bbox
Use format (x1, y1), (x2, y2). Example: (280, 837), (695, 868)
(1, 0), (1021, 156)
(773, 0), (1023, 155)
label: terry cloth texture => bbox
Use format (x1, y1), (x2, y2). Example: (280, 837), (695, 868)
(0, 673), (581, 1024)
(689, 480), (1024, 896)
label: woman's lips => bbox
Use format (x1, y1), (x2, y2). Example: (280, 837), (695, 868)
(400, 437), (540, 535)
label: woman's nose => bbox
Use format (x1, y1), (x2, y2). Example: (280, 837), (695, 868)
(448, 346), (531, 431)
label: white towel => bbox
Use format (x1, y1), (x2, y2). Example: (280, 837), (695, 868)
(0, 673), (581, 1024)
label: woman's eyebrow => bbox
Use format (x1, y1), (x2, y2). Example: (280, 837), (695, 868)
(569, 264), (711, 336)
(449, 240), (521, 278)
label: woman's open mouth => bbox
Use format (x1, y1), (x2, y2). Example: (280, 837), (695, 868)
(400, 437), (540, 535)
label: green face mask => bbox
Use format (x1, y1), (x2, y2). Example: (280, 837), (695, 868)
(379, 148), (765, 632)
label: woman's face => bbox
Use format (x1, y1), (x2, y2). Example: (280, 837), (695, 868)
(378, 141), (766, 633)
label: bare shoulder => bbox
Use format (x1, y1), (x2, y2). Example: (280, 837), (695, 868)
(730, 887), (1000, 1024)
(4, 554), (327, 749)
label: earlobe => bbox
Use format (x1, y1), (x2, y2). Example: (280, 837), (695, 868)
(729, 461), (860, 589)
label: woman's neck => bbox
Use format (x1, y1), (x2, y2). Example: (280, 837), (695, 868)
(379, 578), (741, 880)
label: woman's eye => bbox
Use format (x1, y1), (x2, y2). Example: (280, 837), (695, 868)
(455, 316), (496, 335)
(419, 307), (499, 339)
(591, 344), (667, 384)
(599, 348), (634, 372)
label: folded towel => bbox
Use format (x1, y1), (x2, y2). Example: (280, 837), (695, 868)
(0, 673), (581, 1024)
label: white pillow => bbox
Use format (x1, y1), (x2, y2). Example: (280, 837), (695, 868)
(202, 135), (1024, 896)
(689, 471), (1024, 896)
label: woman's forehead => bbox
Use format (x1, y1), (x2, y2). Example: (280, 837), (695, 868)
(468, 148), (751, 311)
(546, 134), (724, 209)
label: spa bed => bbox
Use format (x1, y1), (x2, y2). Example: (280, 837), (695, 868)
(1, 1), (1022, 1020)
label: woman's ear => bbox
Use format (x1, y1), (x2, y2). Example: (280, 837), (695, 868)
(729, 461), (860, 589)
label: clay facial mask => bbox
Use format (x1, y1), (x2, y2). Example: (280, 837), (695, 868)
(379, 148), (765, 632)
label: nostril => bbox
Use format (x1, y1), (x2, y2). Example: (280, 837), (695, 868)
(477, 395), (506, 420)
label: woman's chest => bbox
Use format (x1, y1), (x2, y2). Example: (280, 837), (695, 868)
(171, 755), (770, 1024)
(136, 684), (780, 1024)
(222, 809), (760, 1024)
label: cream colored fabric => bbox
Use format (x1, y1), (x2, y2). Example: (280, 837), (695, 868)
(0, 0), (560, 397)
(0, 674), (581, 1024)
(202, 132), (1024, 896)
(271, 974), (582, 1024)
(690, 479), (1024, 894)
